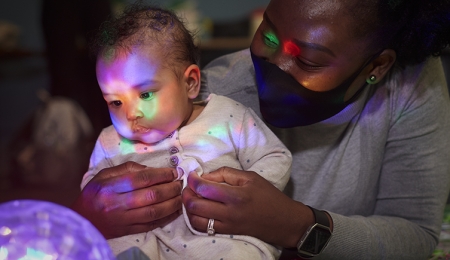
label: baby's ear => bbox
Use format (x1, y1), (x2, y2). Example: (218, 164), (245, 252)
(183, 64), (201, 99)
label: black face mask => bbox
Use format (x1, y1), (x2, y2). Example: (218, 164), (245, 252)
(251, 51), (372, 128)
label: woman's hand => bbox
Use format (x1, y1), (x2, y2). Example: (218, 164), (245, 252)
(182, 167), (314, 248)
(71, 161), (183, 239)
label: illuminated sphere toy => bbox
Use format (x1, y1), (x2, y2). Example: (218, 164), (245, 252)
(0, 200), (116, 260)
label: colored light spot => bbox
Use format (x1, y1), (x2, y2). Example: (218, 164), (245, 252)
(0, 247), (7, 259)
(0, 226), (11, 236)
(20, 248), (56, 260)
(117, 139), (136, 155)
(141, 96), (158, 121)
(263, 32), (279, 48)
(202, 125), (228, 142)
(283, 40), (301, 56)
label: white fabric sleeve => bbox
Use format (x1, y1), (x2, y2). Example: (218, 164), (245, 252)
(237, 107), (292, 191)
(80, 136), (113, 190)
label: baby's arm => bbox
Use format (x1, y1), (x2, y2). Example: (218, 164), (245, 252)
(81, 136), (113, 190)
(236, 108), (292, 190)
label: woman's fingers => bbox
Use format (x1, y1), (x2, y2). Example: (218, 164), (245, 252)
(123, 195), (183, 225)
(124, 211), (182, 235)
(105, 164), (178, 193)
(200, 166), (253, 187)
(119, 180), (183, 209)
(182, 186), (229, 234)
(95, 161), (146, 179)
(72, 162), (183, 239)
(185, 168), (249, 204)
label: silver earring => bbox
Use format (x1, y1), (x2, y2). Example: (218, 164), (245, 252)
(367, 75), (377, 84)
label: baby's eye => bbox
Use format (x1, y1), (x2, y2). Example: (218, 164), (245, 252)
(109, 100), (122, 107)
(140, 92), (154, 100)
(263, 32), (279, 49)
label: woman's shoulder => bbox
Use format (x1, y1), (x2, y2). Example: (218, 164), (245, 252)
(374, 57), (449, 124)
(199, 94), (249, 116)
(201, 49), (255, 95)
(380, 57), (447, 101)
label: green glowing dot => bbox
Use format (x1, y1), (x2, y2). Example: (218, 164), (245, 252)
(264, 32), (279, 48)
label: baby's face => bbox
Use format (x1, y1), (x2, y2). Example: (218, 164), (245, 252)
(96, 45), (192, 144)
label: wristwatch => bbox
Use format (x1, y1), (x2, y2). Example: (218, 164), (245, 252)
(296, 206), (333, 258)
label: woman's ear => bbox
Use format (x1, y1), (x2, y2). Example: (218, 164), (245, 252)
(366, 49), (396, 84)
(183, 64), (201, 99)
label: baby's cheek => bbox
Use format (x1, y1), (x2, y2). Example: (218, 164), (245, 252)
(111, 115), (130, 135)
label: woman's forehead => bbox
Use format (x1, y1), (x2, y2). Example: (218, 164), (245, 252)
(266, 0), (369, 55)
(267, 0), (355, 25)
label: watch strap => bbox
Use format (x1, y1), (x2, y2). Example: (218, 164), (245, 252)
(307, 206), (330, 228)
(295, 206), (332, 259)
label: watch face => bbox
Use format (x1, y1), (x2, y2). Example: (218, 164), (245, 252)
(300, 224), (332, 255)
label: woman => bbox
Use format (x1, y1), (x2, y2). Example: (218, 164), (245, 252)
(73, 0), (450, 259)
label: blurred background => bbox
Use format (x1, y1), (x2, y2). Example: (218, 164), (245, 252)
(0, 0), (269, 206)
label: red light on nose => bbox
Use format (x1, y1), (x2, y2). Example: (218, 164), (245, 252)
(283, 41), (301, 56)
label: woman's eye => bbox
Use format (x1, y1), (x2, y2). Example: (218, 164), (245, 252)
(109, 100), (122, 107)
(140, 92), (154, 100)
(263, 32), (279, 49)
(295, 58), (324, 71)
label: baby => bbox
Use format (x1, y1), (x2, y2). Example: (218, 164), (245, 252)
(82, 3), (292, 260)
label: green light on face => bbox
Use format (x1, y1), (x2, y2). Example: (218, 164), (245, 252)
(263, 32), (280, 48)
(142, 95), (158, 120)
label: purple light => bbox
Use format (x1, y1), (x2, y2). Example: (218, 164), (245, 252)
(0, 200), (115, 260)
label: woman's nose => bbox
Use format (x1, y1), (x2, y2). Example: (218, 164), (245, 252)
(261, 49), (291, 72)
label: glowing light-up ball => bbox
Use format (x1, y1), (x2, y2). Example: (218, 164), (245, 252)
(0, 200), (116, 260)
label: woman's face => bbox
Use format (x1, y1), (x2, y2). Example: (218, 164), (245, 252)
(251, 0), (374, 94)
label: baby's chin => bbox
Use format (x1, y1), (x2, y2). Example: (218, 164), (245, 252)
(119, 130), (168, 145)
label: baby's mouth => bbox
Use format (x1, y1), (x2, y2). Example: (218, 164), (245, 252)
(132, 125), (150, 133)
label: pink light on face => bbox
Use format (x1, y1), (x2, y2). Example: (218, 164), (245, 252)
(283, 40), (301, 56)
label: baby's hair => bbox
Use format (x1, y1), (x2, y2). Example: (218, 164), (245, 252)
(90, 1), (199, 70)
(349, 0), (450, 67)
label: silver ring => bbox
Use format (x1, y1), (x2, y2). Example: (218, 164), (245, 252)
(207, 218), (215, 236)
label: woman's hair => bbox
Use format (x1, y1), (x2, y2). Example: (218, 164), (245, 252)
(350, 0), (450, 67)
(89, 2), (200, 68)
